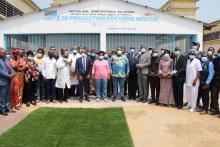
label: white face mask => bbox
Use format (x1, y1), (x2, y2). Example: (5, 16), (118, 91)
(117, 51), (122, 55)
(28, 56), (33, 60)
(81, 53), (86, 57)
(37, 53), (42, 58)
(189, 55), (195, 60)
(99, 56), (104, 60)
(208, 51), (213, 56)
(152, 53), (158, 57)
(192, 46), (197, 50)
(148, 50), (153, 54)
(164, 54), (170, 58)
(130, 49), (135, 53)
(141, 48), (146, 53)
(72, 50), (78, 54)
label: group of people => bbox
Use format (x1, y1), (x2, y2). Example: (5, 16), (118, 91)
(0, 43), (220, 118)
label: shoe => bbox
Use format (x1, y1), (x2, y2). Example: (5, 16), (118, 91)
(177, 107), (182, 109)
(112, 96), (116, 102)
(9, 110), (16, 113)
(209, 111), (218, 115)
(148, 100), (155, 104)
(0, 112), (8, 116)
(189, 108), (196, 112)
(219, 114), (220, 118)
(64, 100), (68, 103)
(26, 102), (30, 107)
(104, 98), (108, 102)
(31, 101), (37, 106)
(136, 98), (143, 102)
(142, 99), (148, 103)
(96, 99), (100, 102)
(121, 97), (126, 102)
(200, 111), (208, 115)
(79, 99), (83, 103)
(183, 106), (191, 110)
(85, 98), (90, 102)
(197, 108), (204, 112)
(46, 100), (50, 104)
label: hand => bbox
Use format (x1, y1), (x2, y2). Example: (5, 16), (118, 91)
(79, 76), (83, 81)
(44, 77), (47, 80)
(192, 79), (197, 87)
(203, 84), (209, 89)
(107, 74), (111, 80)
(87, 75), (90, 79)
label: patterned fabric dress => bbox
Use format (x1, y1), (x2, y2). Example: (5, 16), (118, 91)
(10, 58), (26, 108)
(158, 57), (175, 105)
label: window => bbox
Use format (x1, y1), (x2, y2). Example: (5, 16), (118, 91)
(0, 0), (23, 18)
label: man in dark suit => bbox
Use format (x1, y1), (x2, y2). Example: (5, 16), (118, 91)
(0, 48), (14, 116)
(172, 47), (186, 109)
(76, 48), (92, 103)
(127, 47), (138, 100)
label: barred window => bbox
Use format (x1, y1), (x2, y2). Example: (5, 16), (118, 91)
(0, 0), (23, 18)
(204, 31), (220, 41)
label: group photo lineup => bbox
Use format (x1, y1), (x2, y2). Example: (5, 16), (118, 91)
(0, 0), (220, 147)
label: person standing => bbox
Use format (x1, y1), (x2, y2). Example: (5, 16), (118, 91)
(75, 48), (92, 103)
(10, 48), (26, 111)
(92, 51), (110, 102)
(136, 47), (151, 103)
(184, 50), (202, 112)
(56, 51), (71, 103)
(148, 50), (161, 104)
(42, 50), (57, 103)
(111, 48), (130, 102)
(69, 46), (81, 99)
(172, 47), (186, 109)
(34, 48), (46, 102)
(106, 51), (113, 98)
(210, 48), (220, 117)
(197, 52), (214, 114)
(0, 48), (14, 116)
(127, 47), (138, 100)
(23, 51), (39, 107)
(158, 50), (175, 106)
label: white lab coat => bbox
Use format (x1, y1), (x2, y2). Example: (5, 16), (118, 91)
(55, 57), (71, 89)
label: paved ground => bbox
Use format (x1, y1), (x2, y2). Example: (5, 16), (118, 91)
(0, 99), (220, 147)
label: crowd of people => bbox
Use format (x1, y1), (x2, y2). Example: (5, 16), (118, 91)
(0, 43), (220, 118)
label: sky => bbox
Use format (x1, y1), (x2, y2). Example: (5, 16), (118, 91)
(32, 0), (220, 23)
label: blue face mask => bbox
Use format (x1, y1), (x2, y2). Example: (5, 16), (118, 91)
(218, 53), (220, 57)
(201, 57), (208, 62)
(175, 51), (180, 56)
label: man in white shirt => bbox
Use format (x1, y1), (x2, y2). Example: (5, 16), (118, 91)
(185, 49), (202, 112)
(69, 46), (81, 99)
(42, 50), (57, 103)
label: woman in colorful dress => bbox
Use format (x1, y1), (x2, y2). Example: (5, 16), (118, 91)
(158, 50), (175, 106)
(10, 48), (26, 111)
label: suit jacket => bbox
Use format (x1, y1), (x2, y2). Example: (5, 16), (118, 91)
(127, 52), (138, 72)
(0, 58), (14, 86)
(173, 54), (186, 82)
(136, 52), (151, 75)
(76, 56), (92, 78)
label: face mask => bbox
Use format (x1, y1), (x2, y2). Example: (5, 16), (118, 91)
(63, 58), (69, 62)
(117, 51), (122, 55)
(189, 55), (195, 60)
(192, 46), (197, 50)
(201, 57), (208, 62)
(130, 49), (135, 53)
(164, 54), (170, 58)
(28, 56), (33, 60)
(81, 53), (86, 57)
(175, 51), (180, 56)
(124, 53), (128, 55)
(208, 51), (213, 56)
(6, 55), (10, 59)
(160, 50), (165, 54)
(197, 54), (201, 59)
(218, 53), (220, 57)
(138, 52), (141, 55)
(152, 53), (158, 57)
(72, 50), (78, 54)
(37, 53), (43, 58)
(148, 50), (153, 55)
(87, 52), (91, 56)
(104, 54), (108, 59)
(99, 56), (104, 60)
(91, 53), (96, 57)
(141, 48), (146, 53)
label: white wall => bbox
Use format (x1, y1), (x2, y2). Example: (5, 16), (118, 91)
(0, 0), (203, 50)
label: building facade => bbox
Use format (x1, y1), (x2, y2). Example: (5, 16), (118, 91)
(160, 0), (198, 19)
(204, 20), (220, 51)
(0, 0), (203, 52)
(0, 0), (40, 20)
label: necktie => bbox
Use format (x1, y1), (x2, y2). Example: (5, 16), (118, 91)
(83, 57), (86, 71)
(3, 60), (11, 74)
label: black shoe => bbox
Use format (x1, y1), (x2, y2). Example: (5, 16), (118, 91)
(197, 108), (204, 112)
(112, 96), (116, 102)
(79, 98), (83, 103)
(148, 100), (155, 104)
(177, 107), (183, 109)
(209, 111), (218, 115)
(85, 98), (90, 102)
(142, 99), (148, 103)
(26, 102), (30, 107)
(0, 111), (8, 116)
(219, 114), (220, 118)
(121, 97), (126, 102)
(136, 98), (143, 102)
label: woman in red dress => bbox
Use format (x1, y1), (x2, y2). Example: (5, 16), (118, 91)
(10, 48), (26, 111)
